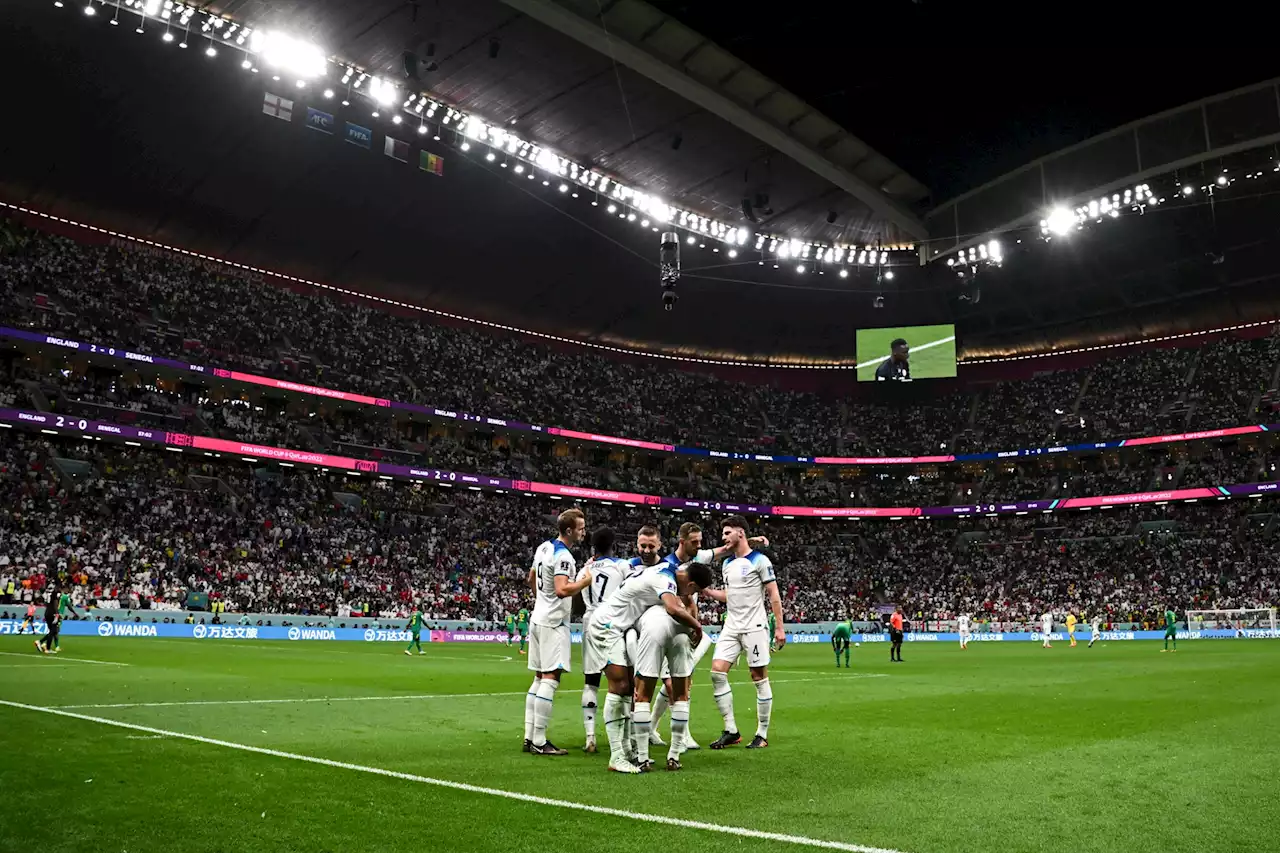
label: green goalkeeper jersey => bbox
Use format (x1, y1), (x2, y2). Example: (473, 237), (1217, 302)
(1165, 609), (1176, 630)
(832, 621), (853, 641)
(408, 612), (424, 633)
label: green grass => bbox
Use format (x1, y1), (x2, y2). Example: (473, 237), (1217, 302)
(856, 324), (956, 381)
(2, 636), (1278, 852)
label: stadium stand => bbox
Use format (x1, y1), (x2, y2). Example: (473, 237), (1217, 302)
(3, 218), (1280, 464)
(1, 430), (1277, 629)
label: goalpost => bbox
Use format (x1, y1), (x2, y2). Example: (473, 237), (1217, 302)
(1185, 608), (1277, 634)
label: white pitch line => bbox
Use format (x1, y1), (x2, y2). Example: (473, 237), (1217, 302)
(855, 334), (956, 370)
(51, 675), (870, 710)
(55, 691), (526, 710)
(0, 651), (131, 666)
(0, 698), (909, 853)
(0, 662), (118, 669)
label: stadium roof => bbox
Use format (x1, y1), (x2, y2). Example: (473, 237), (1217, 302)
(4, 0), (1280, 364)
(200, 0), (932, 246)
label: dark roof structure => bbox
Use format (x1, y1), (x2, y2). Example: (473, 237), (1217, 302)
(4, 0), (1280, 363)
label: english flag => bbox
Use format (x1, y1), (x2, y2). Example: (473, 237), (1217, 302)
(262, 92), (293, 121)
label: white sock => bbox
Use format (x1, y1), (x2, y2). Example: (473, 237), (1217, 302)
(710, 671), (737, 733)
(622, 696), (635, 759)
(582, 683), (599, 739)
(651, 685), (670, 733)
(668, 700), (689, 760)
(523, 678), (539, 742)
(531, 678), (559, 746)
(754, 678), (772, 739)
(633, 701), (652, 764)
(603, 692), (626, 762)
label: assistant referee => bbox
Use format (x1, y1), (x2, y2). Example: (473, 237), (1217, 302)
(888, 606), (904, 662)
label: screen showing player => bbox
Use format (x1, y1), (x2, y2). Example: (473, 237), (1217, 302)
(855, 324), (957, 382)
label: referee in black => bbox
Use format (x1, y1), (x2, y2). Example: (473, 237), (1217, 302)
(35, 590), (60, 654)
(888, 605), (905, 662)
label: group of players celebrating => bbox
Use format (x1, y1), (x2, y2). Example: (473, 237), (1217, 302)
(520, 509), (785, 773)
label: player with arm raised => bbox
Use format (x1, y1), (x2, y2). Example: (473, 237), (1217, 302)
(577, 526), (632, 754)
(705, 516), (785, 750)
(522, 508), (592, 756)
(649, 522), (769, 751)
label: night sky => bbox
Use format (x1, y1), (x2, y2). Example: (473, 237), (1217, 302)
(649, 0), (1280, 200)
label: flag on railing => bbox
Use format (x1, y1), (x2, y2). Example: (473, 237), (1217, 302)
(262, 92), (293, 121)
(383, 136), (410, 163)
(420, 151), (444, 176)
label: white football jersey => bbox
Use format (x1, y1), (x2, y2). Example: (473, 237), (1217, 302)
(720, 550), (776, 633)
(958, 614), (971, 632)
(1041, 613), (1053, 631)
(589, 565), (679, 633)
(578, 556), (631, 623)
(529, 539), (577, 628)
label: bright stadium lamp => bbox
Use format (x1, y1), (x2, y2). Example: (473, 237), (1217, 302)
(368, 76), (397, 107)
(249, 30), (327, 80)
(1043, 206), (1076, 237)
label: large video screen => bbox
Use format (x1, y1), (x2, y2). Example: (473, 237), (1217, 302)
(856, 324), (957, 382)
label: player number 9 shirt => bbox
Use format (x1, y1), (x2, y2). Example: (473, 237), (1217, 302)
(530, 539), (577, 628)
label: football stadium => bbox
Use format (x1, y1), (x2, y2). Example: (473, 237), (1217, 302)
(2, 1), (1279, 851)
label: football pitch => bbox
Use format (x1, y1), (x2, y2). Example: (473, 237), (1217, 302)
(2, 637), (1277, 853)
(856, 325), (957, 381)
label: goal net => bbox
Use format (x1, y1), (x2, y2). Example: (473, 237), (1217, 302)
(1185, 608), (1277, 633)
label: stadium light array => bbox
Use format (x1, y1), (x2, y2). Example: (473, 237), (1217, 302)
(368, 76), (396, 107)
(248, 29), (327, 80)
(1041, 206), (1077, 237)
(88, 1), (919, 267)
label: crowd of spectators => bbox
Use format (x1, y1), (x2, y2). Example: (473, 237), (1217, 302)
(4, 350), (1279, 509)
(1, 430), (1276, 630)
(2, 218), (1278, 629)
(3, 218), (1279, 464)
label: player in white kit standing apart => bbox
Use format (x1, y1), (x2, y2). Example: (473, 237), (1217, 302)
(523, 508), (592, 756)
(1040, 611), (1054, 648)
(576, 526), (635, 754)
(704, 515), (786, 750)
(1088, 614), (1103, 648)
(958, 613), (971, 650)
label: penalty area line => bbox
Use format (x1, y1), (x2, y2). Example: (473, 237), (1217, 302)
(0, 699), (909, 853)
